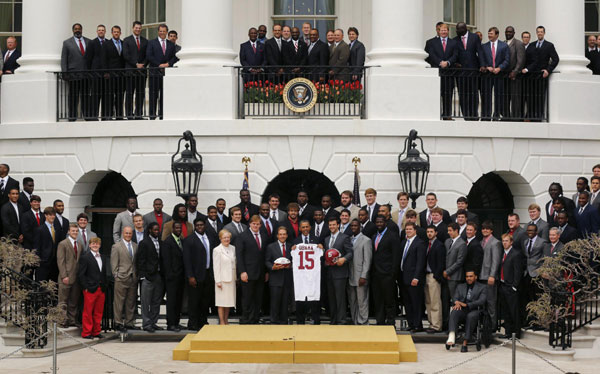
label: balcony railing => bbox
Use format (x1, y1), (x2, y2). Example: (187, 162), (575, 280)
(234, 65), (371, 119)
(439, 68), (549, 122)
(54, 68), (170, 122)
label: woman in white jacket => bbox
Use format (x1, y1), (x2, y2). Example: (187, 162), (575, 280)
(213, 229), (237, 325)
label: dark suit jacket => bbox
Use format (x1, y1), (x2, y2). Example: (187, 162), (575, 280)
(231, 202), (260, 225)
(239, 40), (265, 68)
(282, 39), (308, 66)
(1, 201), (22, 239)
(454, 32), (481, 68)
(147, 38), (177, 67)
(526, 40), (559, 73)
(123, 34), (149, 68)
(53, 216), (70, 243)
(0, 177), (19, 206)
(361, 221), (377, 239)
(419, 208), (452, 226)
(479, 40), (510, 70)
(400, 225), (428, 243)
(265, 37), (283, 66)
(450, 211), (479, 225)
(235, 229), (268, 281)
(280, 219), (300, 241)
(508, 226), (528, 255)
(323, 232), (353, 279)
(103, 39), (126, 69)
(136, 236), (163, 282)
(311, 222), (330, 244)
(452, 281), (486, 309)
(17, 192), (31, 213)
(33, 224), (57, 263)
(20, 210), (45, 249)
(161, 234), (184, 281)
(78, 250), (107, 293)
(265, 241), (293, 287)
(524, 42), (537, 71)
(292, 234), (320, 246)
(372, 228), (401, 275)
(363, 203), (381, 223)
(397, 236), (426, 285)
(86, 37), (106, 70)
(2, 49), (20, 73)
(205, 219), (224, 243)
(433, 222), (450, 243)
(427, 238), (446, 283)
(586, 48), (600, 75)
(183, 233), (214, 283)
(557, 224), (579, 244)
(348, 40), (366, 75)
(575, 204), (600, 238)
(299, 204), (317, 223)
(307, 40), (329, 65)
(500, 248), (522, 289)
(322, 208), (340, 223)
(464, 238), (484, 275)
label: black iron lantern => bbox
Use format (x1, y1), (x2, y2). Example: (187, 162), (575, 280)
(398, 129), (430, 209)
(171, 130), (203, 200)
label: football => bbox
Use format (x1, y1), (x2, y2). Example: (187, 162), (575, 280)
(274, 257), (291, 266)
(325, 248), (341, 266)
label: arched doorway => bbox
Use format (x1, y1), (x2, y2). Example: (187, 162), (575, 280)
(467, 172), (514, 236)
(262, 169), (340, 207)
(89, 172), (136, 255)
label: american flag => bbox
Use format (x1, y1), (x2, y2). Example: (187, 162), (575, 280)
(352, 166), (361, 206)
(242, 166), (249, 190)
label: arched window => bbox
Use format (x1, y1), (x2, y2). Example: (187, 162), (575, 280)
(273, 0), (336, 42)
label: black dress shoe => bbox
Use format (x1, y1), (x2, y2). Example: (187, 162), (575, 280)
(401, 326), (412, 332)
(93, 334), (104, 339)
(83, 335), (93, 339)
(499, 334), (511, 339)
(125, 325), (139, 330)
(167, 325), (181, 332)
(143, 326), (155, 333)
(461, 345), (468, 353)
(152, 325), (164, 331)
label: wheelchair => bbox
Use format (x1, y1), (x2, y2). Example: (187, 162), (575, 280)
(445, 307), (493, 351)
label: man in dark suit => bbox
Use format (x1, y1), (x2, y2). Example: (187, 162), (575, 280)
(146, 23), (177, 119)
(372, 216), (401, 325)
(586, 35), (600, 75)
(1, 188), (23, 243)
(2, 36), (20, 74)
(454, 22), (481, 120)
(479, 27), (510, 120)
(103, 26), (126, 120)
(235, 215), (268, 324)
(545, 183), (576, 227)
(136, 223), (164, 332)
(450, 196), (479, 225)
(424, 22), (442, 65)
(282, 27), (308, 78)
(205, 206), (225, 244)
(323, 216), (353, 325)
(347, 27), (366, 82)
(575, 192), (600, 238)
(306, 28), (329, 82)
(78, 237), (107, 339)
(123, 21), (149, 119)
(183, 217), (214, 330)
(0, 164), (20, 209)
(52, 199), (70, 243)
(339, 209), (354, 236)
(239, 27), (265, 82)
(428, 208), (449, 243)
(33, 207), (58, 282)
(362, 188), (380, 223)
(20, 195), (44, 250)
(168, 30), (180, 64)
(292, 220), (323, 325)
(161, 221), (185, 331)
(358, 208), (377, 238)
(85, 25), (107, 120)
(424, 225), (446, 333)
(296, 191), (316, 224)
(507, 213), (527, 255)
(464, 223), (484, 276)
(321, 195), (339, 223)
(555, 211), (579, 244)
(280, 203), (301, 241)
(498, 234), (523, 339)
(258, 203), (277, 244)
(61, 23), (92, 121)
(17, 177), (34, 213)
(216, 198), (231, 225)
(397, 222), (426, 332)
(504, 26), (526, 119)
(264, 24), (284, 84)
(232, 189), (259, 226)
(420, 193), (452, 226)
(311, 209), (330, 244)
(521, 26), (559, 120)
(265, 227), (293, 324)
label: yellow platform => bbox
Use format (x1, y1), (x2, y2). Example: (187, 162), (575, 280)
(174, 325), (417, 364)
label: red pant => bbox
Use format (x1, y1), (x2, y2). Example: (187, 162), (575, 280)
(82, 288), (105, 337)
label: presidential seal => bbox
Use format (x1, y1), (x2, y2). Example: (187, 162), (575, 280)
(282, 78), (318, 113)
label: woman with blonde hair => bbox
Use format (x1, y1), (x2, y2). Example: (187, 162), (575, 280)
(212, 229), (237, 324)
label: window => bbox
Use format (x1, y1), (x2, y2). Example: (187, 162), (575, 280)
(443, 0), (475, 37)
(136, 0), (166, 40)
(273, 0), (335, 42)
(586, 0), (600, 42)
(0, 0), (22, 49)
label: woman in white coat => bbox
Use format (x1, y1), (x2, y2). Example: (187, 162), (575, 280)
(213, 229), (237, 325)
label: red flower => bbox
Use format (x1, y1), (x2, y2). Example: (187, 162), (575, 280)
(329, 79), (334, 85)
(335, 79), (340, 85)
(345, 83), (350, 89)
(359, 84), (363, 90)
(265, 80), (270, 85)
(340, 80), (344, 85)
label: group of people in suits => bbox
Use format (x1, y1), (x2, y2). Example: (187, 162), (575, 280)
(1, 36), (20, 75)
(60, 21), (179, 121)
(426, 21), (559, 121)
(3, 162), (600, 344)
(240, 23), (366, 84)
(586, 34), (600, 75)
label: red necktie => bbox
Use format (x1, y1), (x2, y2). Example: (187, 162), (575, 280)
(282, 243), (286, 257)
(442, 38), (446, 52)
(549, 204), (554, 216)
(244, 207), (250, 221)
(427, 210), (432, 225)
(161, 39), (166, 55)
(82, 230), (87, 245)
(501, 252), (507, 281)
(136, 37), (140, 51)
(265, 220), (271, 236)
(35, 212), (40, 226)
(73, 241), (78, 257)
(491, 42), (496, 67)
(252, 43), (256, 53)
(294, 41), (298, 52)
(462, 35), (467, 50)
(427, 241), (432, 255)
(375, 233), (382, 250)
(254, 233), (261, 249)
(4, 50), (10, 63)
(78, 38), (85, 56)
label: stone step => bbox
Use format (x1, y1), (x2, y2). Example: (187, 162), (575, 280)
(583, 323), (600, 336)
(0, 321), (20, 335)
(521, 329), (596, 349)
(21, 333), (116, 358)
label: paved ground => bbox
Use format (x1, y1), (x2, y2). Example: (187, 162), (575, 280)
(0, 337), (595, 374)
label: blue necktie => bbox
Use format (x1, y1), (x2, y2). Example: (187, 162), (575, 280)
(401, 239), (411, 270)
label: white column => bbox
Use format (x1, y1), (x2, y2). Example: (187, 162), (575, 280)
(176, 0), (236, 67)
(536, 0), (589, 75)
(367, 0), (427, 68)
(17, 0), (71, 73)
(163, 0), (236, 119)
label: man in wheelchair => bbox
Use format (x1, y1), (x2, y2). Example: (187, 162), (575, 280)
(445, 269), (487, 352)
